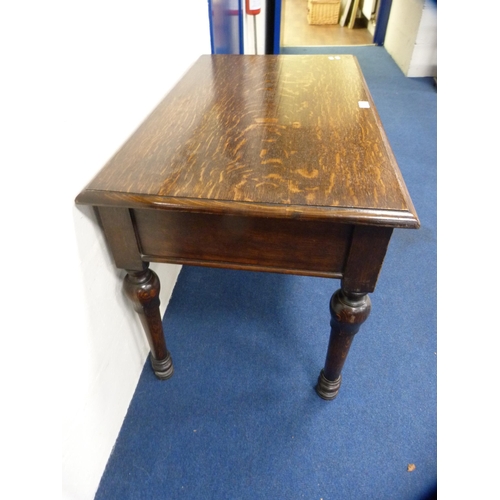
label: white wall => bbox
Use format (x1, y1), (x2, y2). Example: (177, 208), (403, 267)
(384, 0), (425, 75)
(407, 0), (437, 77)
(0, 1), (210, 499)
(384, 0), (437, 77)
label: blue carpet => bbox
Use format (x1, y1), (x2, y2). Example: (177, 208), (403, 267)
(96, 47), (436, 499)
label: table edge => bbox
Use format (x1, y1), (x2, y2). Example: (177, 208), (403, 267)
(75, 189), (420, 229)
(351, 56), (420, 230)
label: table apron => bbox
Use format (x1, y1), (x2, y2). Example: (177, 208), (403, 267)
(131, 208), (357, 279)
(97, 206), (393, 289)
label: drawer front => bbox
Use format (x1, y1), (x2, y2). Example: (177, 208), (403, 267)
(133, 209), (353, 278)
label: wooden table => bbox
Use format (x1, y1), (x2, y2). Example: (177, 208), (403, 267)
(76, 55), (419, 400)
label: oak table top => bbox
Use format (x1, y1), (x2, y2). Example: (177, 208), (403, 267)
(77, 54), (419, 229)
(76, 54), (419, 401)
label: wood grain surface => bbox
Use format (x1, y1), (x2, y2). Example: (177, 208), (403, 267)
(77, 55), (418, 228)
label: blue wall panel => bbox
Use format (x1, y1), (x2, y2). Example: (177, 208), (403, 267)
(208, 0), (243, 54)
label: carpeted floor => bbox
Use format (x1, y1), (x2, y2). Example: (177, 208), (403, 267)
(95, 46), (437, 500)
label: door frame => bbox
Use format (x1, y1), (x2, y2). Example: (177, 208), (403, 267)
(373, 0), (393, 45)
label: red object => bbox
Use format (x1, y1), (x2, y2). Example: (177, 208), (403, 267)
(245, 0), (261, 15)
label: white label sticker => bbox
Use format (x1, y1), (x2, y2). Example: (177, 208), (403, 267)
(358, 101), (370, 108)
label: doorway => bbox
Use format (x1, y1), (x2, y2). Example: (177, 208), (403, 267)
(280, 0), (376, 48)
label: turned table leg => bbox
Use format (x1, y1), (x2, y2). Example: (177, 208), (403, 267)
(316, 288), (371, 400)
(124, 265), (174, 380)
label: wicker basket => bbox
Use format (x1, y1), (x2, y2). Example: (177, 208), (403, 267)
(307, 0), (340, 25)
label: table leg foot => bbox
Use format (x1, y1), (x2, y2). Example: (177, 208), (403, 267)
(150, 352), (174, 380)
(124, 265), (174, 380)
(316, 288), (371, 400)
(316, 371), (342, 400)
